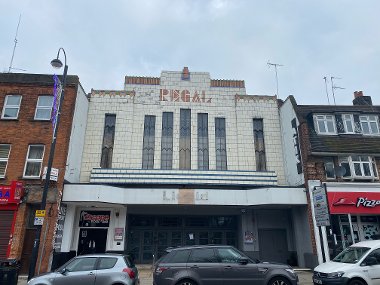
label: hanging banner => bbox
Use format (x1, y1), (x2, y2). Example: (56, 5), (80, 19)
(54, 203), (67, 252)
(312, 186), (331, 227)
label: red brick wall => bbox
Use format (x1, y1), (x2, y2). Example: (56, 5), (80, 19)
(0, 79), (78, 273)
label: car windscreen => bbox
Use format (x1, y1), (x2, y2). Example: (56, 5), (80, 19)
(332, 246), (370, 263)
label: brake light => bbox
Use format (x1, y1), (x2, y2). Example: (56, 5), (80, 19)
(155, 267), (169, 274)
(122, 268), (135, 279)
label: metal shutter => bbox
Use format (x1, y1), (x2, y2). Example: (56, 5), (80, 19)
(0, 210), (14, 259)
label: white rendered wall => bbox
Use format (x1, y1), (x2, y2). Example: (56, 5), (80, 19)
(64, 84), (89, 183)
(80, 70), (286, 185)
(279, 98), (305, 186)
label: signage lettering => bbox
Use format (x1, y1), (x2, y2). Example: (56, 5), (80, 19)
(160, 89), (212, 103)
(0, 190), (10, 199)
(79, 211), (110, 227)
(356, 197), (380, 208)
(0, 181), (23, 204)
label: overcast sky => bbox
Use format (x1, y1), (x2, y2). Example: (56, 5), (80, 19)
(0, 0), (379, 105)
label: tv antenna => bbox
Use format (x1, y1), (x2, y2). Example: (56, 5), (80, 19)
(8, 14), (26, 73)
(267, 61), (284, 98)
(323, 77), (331, 105)
(331, 76), (345, 105)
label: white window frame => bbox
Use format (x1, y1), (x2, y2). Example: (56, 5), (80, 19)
(359, 115), (380, 135)
(314, 114), (337, 135)
(1, 95), (22, 119)
(339, 155), (378, 180)
(0, 144), (11, 178)
(342, 114), (355, 134)
(23, 144), (45, 178)
(34, 95), (54, 120)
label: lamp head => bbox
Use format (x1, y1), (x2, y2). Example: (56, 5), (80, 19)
(51, 58), (63, 69)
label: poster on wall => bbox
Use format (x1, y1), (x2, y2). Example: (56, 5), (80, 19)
(79, 211), (110, 227)
(114, 228), (124, 241)
(244, 231), (254, 244)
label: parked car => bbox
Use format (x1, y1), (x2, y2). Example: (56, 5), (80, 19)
(313, 240), (380, 285)
(27, 253), (139, 285)
(153, 244), (298, 285)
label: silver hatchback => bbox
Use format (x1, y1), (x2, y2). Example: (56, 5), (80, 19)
(28, 254), (139, 285)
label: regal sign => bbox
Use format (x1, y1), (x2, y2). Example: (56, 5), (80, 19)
(0, 181), (23, 204)
(328, 191), (380, 214)
(160, 89), (212, 103)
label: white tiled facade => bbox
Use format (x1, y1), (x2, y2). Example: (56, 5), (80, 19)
(61, 69), (311, 268)
(80, 70), (286, 184)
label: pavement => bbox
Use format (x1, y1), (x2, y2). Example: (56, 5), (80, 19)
(18, 267), (313, 285)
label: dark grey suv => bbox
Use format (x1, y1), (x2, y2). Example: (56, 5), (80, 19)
(153, 245), (298, 285)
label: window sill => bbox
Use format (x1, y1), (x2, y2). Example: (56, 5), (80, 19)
(22, 176), (41, 180)
(316, 133), (338, 136)
(1, 118), (19, 121)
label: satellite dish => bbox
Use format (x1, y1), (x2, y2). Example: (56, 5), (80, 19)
(335, 166), (346, 177)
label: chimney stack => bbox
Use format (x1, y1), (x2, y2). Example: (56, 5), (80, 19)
(353, 90), (372, 106)
(181, 67), (190, 80)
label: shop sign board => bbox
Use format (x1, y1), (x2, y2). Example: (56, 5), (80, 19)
(34, 217), (44, 226)
(79, 211), (110, 227)
(42, 167), (59, 182)
(0, 181), (23, 204)
(328, 191), (380, 214)
(312, 186), (331, 227)
(35, 210), (46, 217)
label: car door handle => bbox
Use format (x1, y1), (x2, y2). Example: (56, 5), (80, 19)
(88, 272), (95, 276)
(190, 265), (199, 269)
(224, 266), (233, 269)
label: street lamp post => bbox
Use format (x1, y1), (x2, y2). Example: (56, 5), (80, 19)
(28, 48), (68, 280)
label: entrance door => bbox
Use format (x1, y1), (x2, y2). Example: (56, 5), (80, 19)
(78, 229), (108, 255)
(259, 229), (288, 263)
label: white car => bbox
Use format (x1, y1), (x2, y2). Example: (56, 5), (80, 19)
(313, 240), (380, 285)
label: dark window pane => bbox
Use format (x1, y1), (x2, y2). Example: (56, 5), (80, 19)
(253, 119), (266, 171)
(169, 250), (191, 263)
(179, 109), (191, 169)
(142, 115), (156, 169)
(215, 118), (227, 170)
(100, 114), (116, 168)
(189, 248), (218, 263)
(161, 112), (173, 169)
(198, 113), (209, 170)
(98, 258), (117, 270)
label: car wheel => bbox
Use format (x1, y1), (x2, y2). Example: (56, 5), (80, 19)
(348, 279), (367, 285)
(268, 276), (291, 285)
(176, 279), (197, 285)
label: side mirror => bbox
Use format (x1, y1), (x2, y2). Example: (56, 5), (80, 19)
(239, 258), (249, 265)
(362, 257), (377, 266)
(60, 268), (68, 275)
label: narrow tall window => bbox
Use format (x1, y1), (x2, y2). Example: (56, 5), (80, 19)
(142, 115), (156, 169)
(100, 114), (116, 168)
(0, 144), (11, 178)
(179, 109), (191, 170)
(253, 119), (266, 171)
(342, 114), (355, 134)
(161, 112), (173, 170)
(2, 95), (22, 119)
(215, 117), (227, 170)
(23, 145), (44, 177)
(35, 95), (54, 120)
(198, 113), (209, 170)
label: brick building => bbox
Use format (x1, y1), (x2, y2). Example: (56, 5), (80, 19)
(57, 67), (312, 267)
(280, 91), (380, 266)
(0, 73), (88, 274)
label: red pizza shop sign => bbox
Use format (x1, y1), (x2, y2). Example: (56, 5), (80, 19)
(0, 181), (23, 204)
(328, 191), (380, 214)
